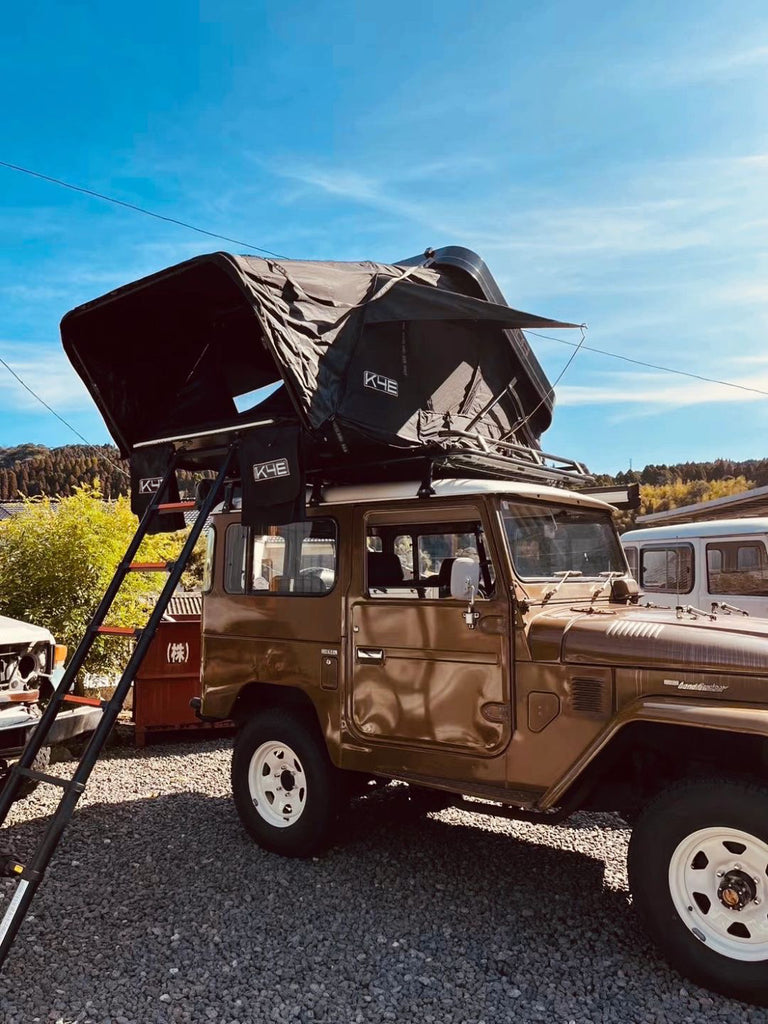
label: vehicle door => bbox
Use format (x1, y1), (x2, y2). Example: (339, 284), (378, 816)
(347, 502), (512, 780)
(703, 533), (768, 617)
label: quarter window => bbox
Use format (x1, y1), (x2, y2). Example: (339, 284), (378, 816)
(706, 541), (768, 596)
(640, 545), (694, 594)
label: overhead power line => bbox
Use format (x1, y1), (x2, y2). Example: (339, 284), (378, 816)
(1, 156), (765, 460)
(526, 331), (768, 399)
(0, 160), (289, 259)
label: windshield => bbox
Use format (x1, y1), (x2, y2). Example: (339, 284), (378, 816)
(501, 501), (626, 582)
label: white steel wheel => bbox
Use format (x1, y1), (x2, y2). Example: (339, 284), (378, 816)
(668, 826), (768, 962)
(628, 777), (768, 1007)
(248, 741), (307, 828)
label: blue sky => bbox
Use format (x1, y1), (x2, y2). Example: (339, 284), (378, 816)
(2, 0), (768, 474)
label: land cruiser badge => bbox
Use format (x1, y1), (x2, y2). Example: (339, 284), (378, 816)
(364, 371), (398, 397)
(663, 678), (728, 693)
(253, 458), (290, 482)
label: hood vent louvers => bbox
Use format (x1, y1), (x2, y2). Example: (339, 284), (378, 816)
(570, 677), (611, 717)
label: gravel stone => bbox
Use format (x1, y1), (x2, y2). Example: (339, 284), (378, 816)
(0, 739), (759, 1022)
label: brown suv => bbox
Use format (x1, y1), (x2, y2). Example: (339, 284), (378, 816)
(58, 242), (768, 1005)
(198, 477), (768, 1006)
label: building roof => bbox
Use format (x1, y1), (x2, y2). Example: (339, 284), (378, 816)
(622, 518), (768, 543)
(635, 483), (768, 526)
(165, 592), (202, 619)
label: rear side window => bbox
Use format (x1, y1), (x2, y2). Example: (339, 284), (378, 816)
(707, 541), (768, 596)
(223, 518), (338, 596)
(640, 545), (694, 594)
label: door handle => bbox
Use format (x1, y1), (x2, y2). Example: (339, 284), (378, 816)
(356, 647), (385, 663)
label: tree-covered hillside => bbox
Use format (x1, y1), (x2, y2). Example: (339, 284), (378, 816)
(0, 447), (763, 527)
(0, 445), (200, 501)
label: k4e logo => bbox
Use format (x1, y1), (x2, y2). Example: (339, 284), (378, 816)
(253, 458), (290, 482)
(364, 371), (398, 397)
(139, 477), (163, 494)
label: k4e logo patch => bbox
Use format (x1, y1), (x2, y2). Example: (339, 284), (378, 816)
(139, 477), (163, 495)
(252, 458), (290, 482)
(364, 370), (398, 397)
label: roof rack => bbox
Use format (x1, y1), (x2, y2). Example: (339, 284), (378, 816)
(431, 429), (593, 486)
(302, 429), (593, 504)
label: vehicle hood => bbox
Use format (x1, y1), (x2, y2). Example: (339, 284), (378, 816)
(0, 615), (54, 646)
(528, 605), (768, 677)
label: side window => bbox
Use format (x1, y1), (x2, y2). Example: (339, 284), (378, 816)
(251, 519), (337, 596)
(624, 545), (638, 581)
(640, 545), (694, 594)
(707, 541), (768, 596)
(224, 524), (248, 594)
(366, 521), (494, 600)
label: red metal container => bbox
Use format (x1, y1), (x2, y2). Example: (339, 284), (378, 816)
(133, 596), (233, 745)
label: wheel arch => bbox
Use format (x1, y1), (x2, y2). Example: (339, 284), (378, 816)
(543, 698), (768, 815)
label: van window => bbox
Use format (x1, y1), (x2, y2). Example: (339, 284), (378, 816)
(222, 518), (338, 596)
(624, 545), (638, 580)
(707, 541), (768, 596)
(640, 545), (694, 594)
(366, 521), (494, 599)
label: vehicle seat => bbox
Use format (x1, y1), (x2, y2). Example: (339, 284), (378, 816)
(367, 552), (404, 592)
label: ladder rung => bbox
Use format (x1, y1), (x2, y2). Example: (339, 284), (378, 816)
(95, 625), (140, 637)
(127, 562), (171, 572)
(157, 501), (195, 513)
(61, 694), (106, 709)
(16, 767), (78, 790)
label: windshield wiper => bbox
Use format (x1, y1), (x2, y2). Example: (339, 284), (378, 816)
(542, 570), (583, 604)
(591, 571), (623, 603)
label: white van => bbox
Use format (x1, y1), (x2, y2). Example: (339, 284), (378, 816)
(621, 518), (768, 616)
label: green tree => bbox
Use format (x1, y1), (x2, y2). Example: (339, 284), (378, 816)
(0, 485), (184, 679)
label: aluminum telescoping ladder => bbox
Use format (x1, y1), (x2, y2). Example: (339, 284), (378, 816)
(0, 444), (237, 970)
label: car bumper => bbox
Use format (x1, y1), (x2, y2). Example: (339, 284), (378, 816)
(0, 704), (102, 756)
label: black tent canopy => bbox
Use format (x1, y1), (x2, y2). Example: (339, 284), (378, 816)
(61, 247), (578, 468)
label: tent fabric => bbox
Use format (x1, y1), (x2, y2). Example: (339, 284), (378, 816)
(61, 250), (579, 468)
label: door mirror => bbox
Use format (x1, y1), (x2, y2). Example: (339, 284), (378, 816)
(450, 558), (480, 601)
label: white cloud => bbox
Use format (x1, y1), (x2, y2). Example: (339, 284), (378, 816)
(0, 342), (92, 413)
(639, 45), (768, 86)
(557, 371), (768, 411)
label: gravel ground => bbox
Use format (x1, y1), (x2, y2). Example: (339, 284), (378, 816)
(0, 739), (760, 1024)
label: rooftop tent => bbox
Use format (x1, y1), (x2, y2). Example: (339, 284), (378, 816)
(60, 247), (579, 476)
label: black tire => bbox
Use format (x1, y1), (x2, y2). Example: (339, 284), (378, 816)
(231, 708), (341, 857)
(628, 777), (768, 1006)
(2, 745), (51, 802)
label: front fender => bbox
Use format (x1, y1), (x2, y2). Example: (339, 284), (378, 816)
(539, 696), (768, 809)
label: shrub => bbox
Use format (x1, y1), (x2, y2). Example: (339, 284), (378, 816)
(0, 485), (185, 678)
